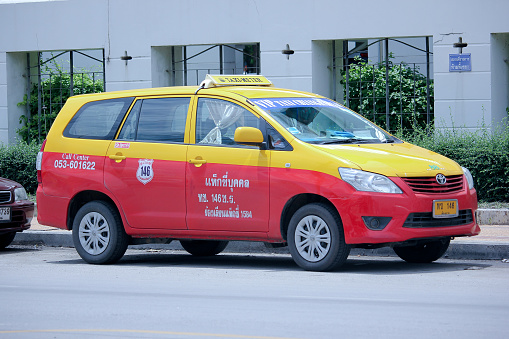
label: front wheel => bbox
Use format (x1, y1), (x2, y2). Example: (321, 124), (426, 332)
(72, 201), (128, 264)
(0, 232), (16, 250)
(180, 240), (229, 256)
(287, 203), (350, 271)
(393, 238), (450, 263)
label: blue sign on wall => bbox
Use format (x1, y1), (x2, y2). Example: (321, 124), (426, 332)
(449, 53), (471, 72)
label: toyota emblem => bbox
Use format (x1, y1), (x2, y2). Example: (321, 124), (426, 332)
(436, 174), (447, 185)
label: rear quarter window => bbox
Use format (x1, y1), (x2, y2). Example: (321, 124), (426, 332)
(63, 97), (134, 140)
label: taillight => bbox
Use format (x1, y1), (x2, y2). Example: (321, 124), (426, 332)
(36, 140), (47, 184)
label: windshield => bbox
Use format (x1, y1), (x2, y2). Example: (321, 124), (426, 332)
(251, 98), (399, 144)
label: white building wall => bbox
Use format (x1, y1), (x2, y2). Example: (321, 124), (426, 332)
(1, 0), (508, 144)
(434, 32), (493, 131)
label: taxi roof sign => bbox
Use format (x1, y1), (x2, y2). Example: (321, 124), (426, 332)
(200, 74), (273, 89)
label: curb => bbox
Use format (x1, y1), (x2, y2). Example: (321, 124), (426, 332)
(476, 209), (509, 225)
(13, 231), (509, 260)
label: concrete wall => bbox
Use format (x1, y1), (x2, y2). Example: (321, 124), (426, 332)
(1, 0), (508, 144)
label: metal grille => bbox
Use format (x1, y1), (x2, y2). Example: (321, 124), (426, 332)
(332, 37), (433, 133)
(402, 175), (464, 194)
(24, 49), (105, 142)
(171, 44), (260, 86)
(10, 210), (26, 224)
(0, 191), (11, 204)
(403, 210), (474, 228)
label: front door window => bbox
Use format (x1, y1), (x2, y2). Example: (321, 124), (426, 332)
(196, 98), (261, 146)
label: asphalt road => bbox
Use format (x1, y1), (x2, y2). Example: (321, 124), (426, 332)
(1, 246), (508, 339)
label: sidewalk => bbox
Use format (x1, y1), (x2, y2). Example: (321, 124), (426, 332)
(13, 209), (509, 260)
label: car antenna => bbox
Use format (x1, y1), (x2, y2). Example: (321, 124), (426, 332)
(195, 83), (205, 95)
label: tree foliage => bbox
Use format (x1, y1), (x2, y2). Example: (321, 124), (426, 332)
(17, 68), (103, 142)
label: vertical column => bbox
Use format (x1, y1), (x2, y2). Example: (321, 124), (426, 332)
(385, 38), (390, 130)
(5, 52), (30, 144)
(70, 50), (74, 96)
(426, 37), (431, 125)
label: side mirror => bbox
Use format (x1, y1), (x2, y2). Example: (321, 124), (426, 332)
(234, 127), (265, 148)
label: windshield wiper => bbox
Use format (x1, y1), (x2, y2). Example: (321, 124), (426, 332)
(320, 138), (369, 144)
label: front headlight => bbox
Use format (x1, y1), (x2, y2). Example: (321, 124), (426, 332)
(462, 166), (475, 190)
(14, 187), (28, 201)
(339, 168), (403, 194)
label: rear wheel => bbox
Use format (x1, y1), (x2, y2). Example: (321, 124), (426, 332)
(72, 201), (128, 264)
(287, 203), (350, 271)
(393, 238), (450, 263)
(180, 240), (229, 256)
(0, 232), (16, 250)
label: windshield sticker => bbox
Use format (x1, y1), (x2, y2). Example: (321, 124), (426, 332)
(251, 98), (342, 109)
(287, 127), (301, 134)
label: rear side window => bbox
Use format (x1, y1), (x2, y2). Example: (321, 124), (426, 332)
(63, 97), (134, 140)
(118, 97), (190, 143)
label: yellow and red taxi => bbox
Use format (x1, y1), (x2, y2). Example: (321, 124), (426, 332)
(36, 75), (479, 271)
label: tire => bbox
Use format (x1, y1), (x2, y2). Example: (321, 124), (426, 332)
(180, 240), (229, 256)
(287, 203), (350, 271)
(72, 201), (128, 264)
(0, 232), (16, 250)
(393, 238), (450, 263)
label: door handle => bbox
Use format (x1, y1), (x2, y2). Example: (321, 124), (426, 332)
(109, 154), (126, 163)
(189, 158), (207, 166)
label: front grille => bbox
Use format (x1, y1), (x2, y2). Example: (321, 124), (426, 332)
(403, 210), (474, 228)
(0, 191), (11, 204)
(402, 175), (464, 194)
(11, 210), (25, 223)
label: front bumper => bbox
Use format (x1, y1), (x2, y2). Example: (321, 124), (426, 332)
(332, 177), (480, 245)
(0, 201), (34, 235)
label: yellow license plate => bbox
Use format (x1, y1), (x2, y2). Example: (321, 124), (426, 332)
(433, 199), (458, 218)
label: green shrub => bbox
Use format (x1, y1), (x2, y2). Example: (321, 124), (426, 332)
(396, 122), (509, 202)
(0, 141), (41, 194)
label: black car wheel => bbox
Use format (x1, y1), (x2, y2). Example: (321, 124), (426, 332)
(72, 201), (128, 264)
(180, 240), (229, 256)
(287, 203), (350, 271)
(393, 238), (451, 263)
(0, 232), (16, 250)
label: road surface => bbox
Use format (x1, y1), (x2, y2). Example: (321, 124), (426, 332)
(1, 246), (508, 338)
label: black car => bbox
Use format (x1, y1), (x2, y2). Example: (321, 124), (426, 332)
(0, 177), (34, 249)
